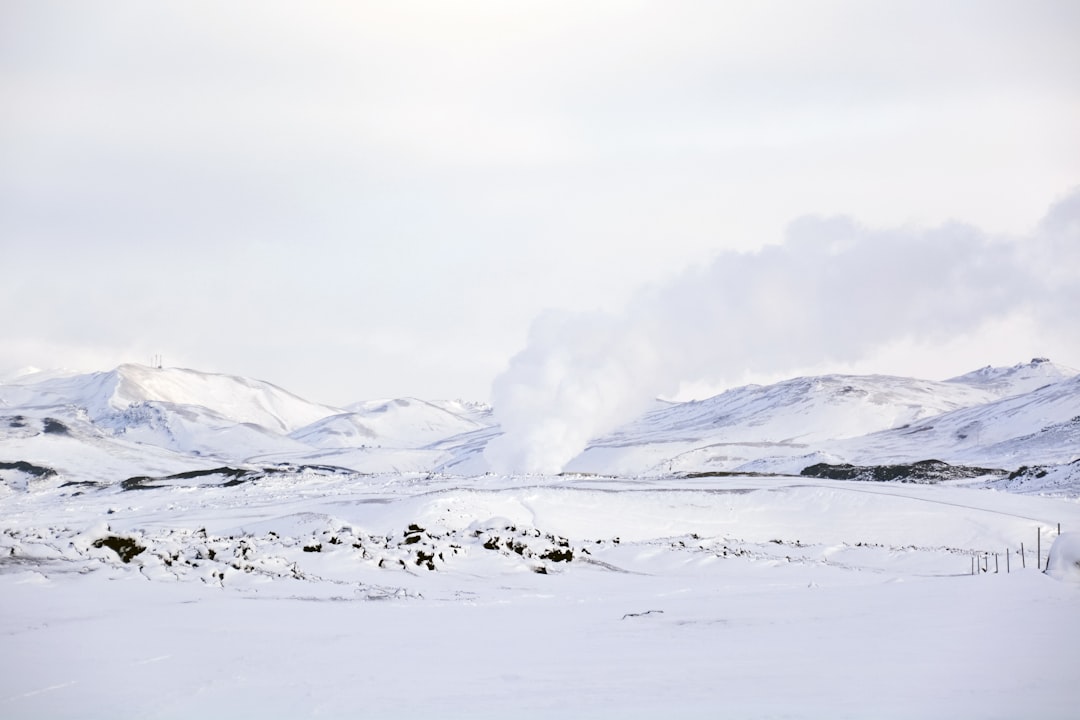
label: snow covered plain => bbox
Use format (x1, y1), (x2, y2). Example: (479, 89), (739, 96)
(2, 360), (1079, 718)
(4, 471), (1080, 719)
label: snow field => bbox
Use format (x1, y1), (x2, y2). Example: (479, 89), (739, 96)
(3, 545), (1077, 719)
(3, 471), (1079, 718)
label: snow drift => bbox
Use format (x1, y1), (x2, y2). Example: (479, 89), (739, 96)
(1046, 532), (1080, 583)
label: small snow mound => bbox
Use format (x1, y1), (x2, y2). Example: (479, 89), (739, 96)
(1045, 532), (1080, 583)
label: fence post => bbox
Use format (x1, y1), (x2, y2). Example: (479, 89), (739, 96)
(995, 553), (999, 574)
(1037, 528), (1041, 571)
(1006, 548), (1010, 573)
(1021, 542), (1026, 569)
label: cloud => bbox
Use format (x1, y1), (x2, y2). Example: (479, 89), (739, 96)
(484, 188), (1080, 474)
(2, 2), (1077, 406)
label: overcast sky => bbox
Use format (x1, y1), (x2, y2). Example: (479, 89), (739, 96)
(2, 1), (1078, 405)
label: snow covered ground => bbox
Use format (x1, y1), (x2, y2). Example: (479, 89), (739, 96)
(3, 470), (1079, 719)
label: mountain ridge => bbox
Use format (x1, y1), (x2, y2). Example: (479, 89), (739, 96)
(2, 359), (1077, 493)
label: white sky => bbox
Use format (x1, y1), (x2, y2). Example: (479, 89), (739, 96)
(2, 1), (1078, 404)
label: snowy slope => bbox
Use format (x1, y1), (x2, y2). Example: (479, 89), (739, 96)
(984, 459), (1080, 497)
(252, 398), (497, 473)
(297, 397), (489, 449)
(0, 364), (342, 468)
(0, 364), (343, 432)
(0, 412), (222, 489)
(837, 374), (1080, 468)
(103, 400), (315, 461)
(564, 373), (998, 475)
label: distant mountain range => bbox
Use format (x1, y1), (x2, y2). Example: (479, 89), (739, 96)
(2, 359), (1077, 494)
(563, 357), (1080, 478)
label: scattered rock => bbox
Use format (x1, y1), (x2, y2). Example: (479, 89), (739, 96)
(801, 459), (1005, 484)
(92, 535), (146, 563)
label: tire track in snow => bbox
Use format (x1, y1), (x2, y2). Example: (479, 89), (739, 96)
(795, 482), (1055, 523)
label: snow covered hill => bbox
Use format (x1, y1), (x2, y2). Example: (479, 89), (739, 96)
(0, 363), (341, 433)
(562, 372), (1001, 476)
(557, 359), (1078, 479)
(839, 373), (1080, 468)
(0, 364), (499, 482)
(294, 398), (488, 450)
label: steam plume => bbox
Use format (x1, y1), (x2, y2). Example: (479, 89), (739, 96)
(485, 189), (1080, 474)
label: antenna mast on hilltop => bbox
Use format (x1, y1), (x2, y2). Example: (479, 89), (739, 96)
(150, 354), (163, 369)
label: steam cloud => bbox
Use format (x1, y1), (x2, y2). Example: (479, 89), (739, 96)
(485, 189), (1080, 474)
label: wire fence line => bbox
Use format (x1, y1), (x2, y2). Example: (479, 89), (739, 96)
(970, 523), (1062, 575)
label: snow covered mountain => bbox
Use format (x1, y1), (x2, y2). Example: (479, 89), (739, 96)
(0, 364), (497, 481)
(2, 359), (1077, 493)
(562, 358), (1078, 480)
